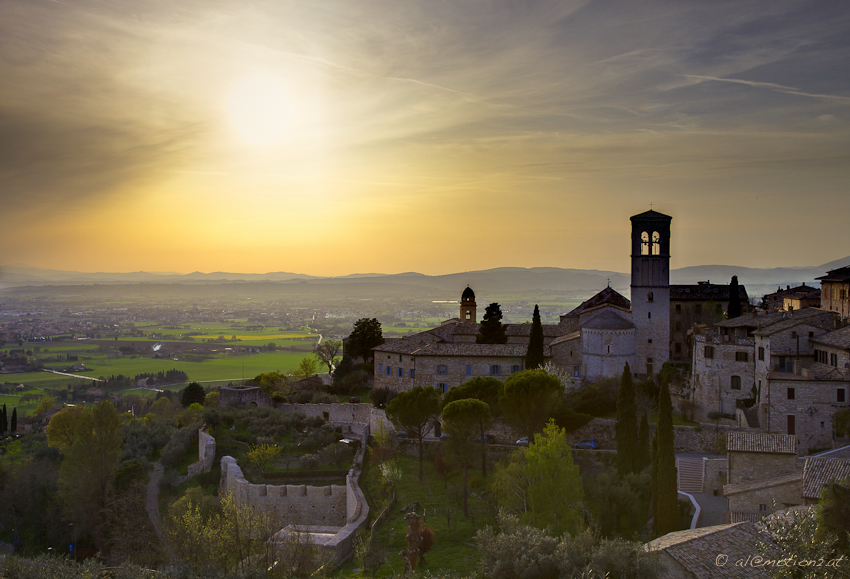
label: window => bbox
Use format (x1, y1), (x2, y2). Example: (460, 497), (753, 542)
(648, 311), (651, 319)
(652, 231), (660, 255)
(731, 375), (741, 390)
(675, 343), (682, 354)
(465, 364), (471, 376)
(648, 338), (653, 344)
(647, 291), (654, 302)
(465, 310), (471, 320)
(398, 367), (403, 377)
(809, 331), (814, 338)
(831, 353), (838, 367)
(573, 366), (580, 377)
(759, 504), (767, 513)
(378, 364), (383, 374)
(787, 415), (796, 436)
(705, 346), (715, 359)
(646, 357), (653, 376)
(787, 387), (795, 400)
(641, 231), (649, 255)
(490, 365), (501, 376)
(399, 354), (403, 362)
(437, 364), (447, 375)
(386, 366), (392, 375)
(791, 331), (797, 339)
(438, 383), (447, 393)
(511, 364), (521, 374)
(839, 389), (846, 403)
(409, 368), (415, 379)
(758, 347), (765, 361)
(675, 304), (682, 313)
(736, 352), (749, 362)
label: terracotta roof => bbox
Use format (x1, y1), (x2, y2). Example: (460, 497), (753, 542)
(723, 472), (802, 496)
(716, 307), (832, 330)
(816, 266), (850, 283)
(582, 309), (635, 330)
(727, 432), (797, 454)
(752, 313), (837, 337)
(563, 287), (631, 317)
(647, 522), (781, 579)
(802, 457), (850, 499)
(449, 322), (568, 338)
(670, 283), (749, 302)
(549, 331), (581, 346)
(811, 325), (850, 350)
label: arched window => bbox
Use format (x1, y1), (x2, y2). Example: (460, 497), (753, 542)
(465, 310), (471, 320)
(652, 231), (661, 255)
(641, 231), (649, 255)
(647, 291), (654, 302)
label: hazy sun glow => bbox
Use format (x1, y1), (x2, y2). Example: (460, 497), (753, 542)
(227, 73), (292, 146)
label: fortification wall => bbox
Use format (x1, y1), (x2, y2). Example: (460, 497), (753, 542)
(187, 427), (217, 478)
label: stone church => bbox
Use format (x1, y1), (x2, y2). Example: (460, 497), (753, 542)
(371, 210), (673, 392)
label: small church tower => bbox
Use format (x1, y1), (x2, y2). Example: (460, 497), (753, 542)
(461, 286), (477, 322)
(630, 210), (672, 377)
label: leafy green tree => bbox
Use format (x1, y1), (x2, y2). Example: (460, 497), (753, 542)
(727, 275), (743, 319)
(247, 443), (281, 472)
(346, 318), (384, 363)
(653, 380), (679, 535)
(616, 363), (638, 476)
(296, 357), (318, 380)
(58, 401), (123, 547)
(441, 398), (491, 516)
(386, 386), (441, 481)
(34, 395), (55, 416)
(46, 405), (88, 449)
(636, 411), (651, 472)
(525, 304), (545, 369)
(816, 481), (850, 552)
(500, 369), (562, 441)
(476, 303), (508, 344)
(442, 376), (501, 477)
(314, 338), (342, 373)
(181, 382), (206, 407)
(491, 421), (584, 536)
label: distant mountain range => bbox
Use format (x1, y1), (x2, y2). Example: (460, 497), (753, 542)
(1, 257), (848, 299)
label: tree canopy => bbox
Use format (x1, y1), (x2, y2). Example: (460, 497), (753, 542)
(441, 376), (503, 416)
(615, 363), (638, 476)
(500, 369), (562, 441)
(314, 339), (342, 373)
(386, 386), (442, 481)
(476, 303), (507, 344)
(347, 318), (384, 363)
(441, 398), (491, 516)
(525, 304), (544, 369)
(653, 380), (679, 535)
(181, 382), (206, 407)
(492, 420), (584, 536)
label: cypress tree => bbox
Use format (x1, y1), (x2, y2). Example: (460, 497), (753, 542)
(615, 362), (638, 476)
(1, 404), (6, 433)
(727, 275), (742, 319)
(10, 408), (17, 433)
(476, 303), (507, 344)
(651, 433), (659, 522)
(636, 411), (651, 472)
(525, 304), (545, 369)
(654, 380), (679, 535)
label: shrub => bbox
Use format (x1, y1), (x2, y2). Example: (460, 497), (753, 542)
(564, 378), (618, 417)
(369, 387), (397, 408)
(160, 422), (201, 469)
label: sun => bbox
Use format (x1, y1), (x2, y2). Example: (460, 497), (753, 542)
(227, 72), (291, 146)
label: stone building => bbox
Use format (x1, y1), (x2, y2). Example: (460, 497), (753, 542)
(801, 456), (850, 505)
(762, 283), (821, 313)
(669, 281), (749, 362)
(816, 265), (850, 318)
(370, 210), (675, 391)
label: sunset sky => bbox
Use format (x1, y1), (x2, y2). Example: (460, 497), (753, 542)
(1, 1), (848, 276)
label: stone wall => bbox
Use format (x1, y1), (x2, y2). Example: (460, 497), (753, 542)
(727, 451), (799, 485)
(726, 478), (803, 514)
(187, 427), (217, 477)
(703, 458), (728, 494)
(220, 457), (348, 526)
(692, 334), (755, 422)
(220, 385), (270, 407)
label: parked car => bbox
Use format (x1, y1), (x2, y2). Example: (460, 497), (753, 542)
(474, 434), (496, 444)
(439, 433), (450, 441)
(516, 436), (529, 447)
(573, 439), (599, 450)
(396, 431), (408, 439)
(349, 396), (360, 403)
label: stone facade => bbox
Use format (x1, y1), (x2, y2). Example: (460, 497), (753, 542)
(580, 323), (636, 381)
(669, 281), (748, 362)
(816, 266), (850, 319)
(724, 473), (803, 515)
(726, 450), (797, 485)
(692, 331), (756, 422)
(220, 385), (270, 407)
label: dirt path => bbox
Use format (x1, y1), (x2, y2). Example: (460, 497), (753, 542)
(147, 461), (174, 560)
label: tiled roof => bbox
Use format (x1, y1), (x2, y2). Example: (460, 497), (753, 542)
(670, 283), (749, 302)
(647, 522), (781, 579)
(727, 432), (797, 454)
(752, 313), (837, 337)
(723, 472), (801, 496)
(729, 511), (765, 524)
(811, 325), (850, 350)
(373, 340), (541, 358)
(549, 331), (580, 346)
(447, 322), (568, 338)
(582, 309), (635, 330)
(816, 266), (850, 283)
(802, 457), (850, 499)
(717, 307), (832, 330)
(563, 287), (631, 317)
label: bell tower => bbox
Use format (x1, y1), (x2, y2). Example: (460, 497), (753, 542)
(460, 286), (477, 322)
(630, 210), (672, 378)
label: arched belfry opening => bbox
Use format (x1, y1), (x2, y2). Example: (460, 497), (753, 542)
(460, 286), (477, 323)
(641, 231), (649, 255)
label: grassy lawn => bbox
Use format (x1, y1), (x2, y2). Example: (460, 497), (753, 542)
(339, 452), (497, 577)
(649, 412), (700, 428)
